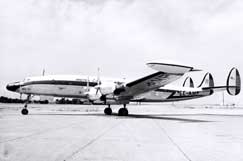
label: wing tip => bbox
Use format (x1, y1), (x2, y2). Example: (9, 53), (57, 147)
(146, 61), (201, 74)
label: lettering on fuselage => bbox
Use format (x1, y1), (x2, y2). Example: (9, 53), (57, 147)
(175, 91), (200, 97)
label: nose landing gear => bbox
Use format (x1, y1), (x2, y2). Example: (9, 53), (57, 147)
(21, 95), (31, 115)
(21, 108), (29, 115)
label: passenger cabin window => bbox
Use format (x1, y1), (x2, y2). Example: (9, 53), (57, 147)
(24, 78), (31, 82)
(76, 78), (87, 82)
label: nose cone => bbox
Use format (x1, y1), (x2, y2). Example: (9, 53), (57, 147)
(6, 83), (20, 92)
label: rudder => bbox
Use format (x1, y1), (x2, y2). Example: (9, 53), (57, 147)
(183, 77), (194, 88)
(227, 68), (241, 95)
(198, 73), (214, 88)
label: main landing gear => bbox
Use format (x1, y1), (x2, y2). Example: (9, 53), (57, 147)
(104, 104), (129, 116)
(118, 104), (128, 116)
(104, 104), (112, 115)
(21, 95), (31, 115)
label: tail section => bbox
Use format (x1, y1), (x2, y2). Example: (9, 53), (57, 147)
(226, 68), (241, 95)
(183, 77), (194, 88)
(198, 73), (214, 88)
(199, 68), (241, 96)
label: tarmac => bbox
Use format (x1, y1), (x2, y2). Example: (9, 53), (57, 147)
(0, 103), (243, 161)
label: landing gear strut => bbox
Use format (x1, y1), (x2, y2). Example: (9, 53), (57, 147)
(104, 104), (112, 115)
(118, 104), (128, 116)
(21, 95), (30, 115)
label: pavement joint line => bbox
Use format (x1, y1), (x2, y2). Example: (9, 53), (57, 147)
(63, 120), (123, 161)
(0, 120), (86, 144)
(153, 120), (192, 161)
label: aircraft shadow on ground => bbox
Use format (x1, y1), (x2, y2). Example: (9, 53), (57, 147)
(30, 113), (212, 123)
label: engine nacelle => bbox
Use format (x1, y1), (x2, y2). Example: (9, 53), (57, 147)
(87, 87), (101, 101)
(87, 81), (126, 102)
(98, 82), (116, 95)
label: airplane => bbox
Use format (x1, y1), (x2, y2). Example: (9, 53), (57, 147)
(6, 60), (241, 116)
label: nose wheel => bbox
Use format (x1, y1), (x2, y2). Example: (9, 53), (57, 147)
(21, 95), (31, 115)
(21, 108), (29, 115)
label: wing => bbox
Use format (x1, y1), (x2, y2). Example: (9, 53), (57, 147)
(115, 61), (199, 100)
(123, 72), (183, 96)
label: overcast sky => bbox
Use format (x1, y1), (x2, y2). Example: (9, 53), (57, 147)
(0, 0), (242, 104)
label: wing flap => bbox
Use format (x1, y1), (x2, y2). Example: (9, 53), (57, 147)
(117, 61), (199, 99)
(121, 72), (183, 97)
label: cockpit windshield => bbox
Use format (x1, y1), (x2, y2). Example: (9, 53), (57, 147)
(8, 81), (21, 86)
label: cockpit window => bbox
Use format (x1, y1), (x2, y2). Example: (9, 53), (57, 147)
(75, 78), (87, 82)
(8, 81), (21, 86)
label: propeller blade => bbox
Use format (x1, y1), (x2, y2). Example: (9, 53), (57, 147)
(97, 67), (102, 86)
(96, 87), (99, 95)
(86, 77), (90, 92)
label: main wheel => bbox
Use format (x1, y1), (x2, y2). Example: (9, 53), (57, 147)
(21, 108), (29, 115)
(118, 108), (128, 116)
(104, 107), (112, 115)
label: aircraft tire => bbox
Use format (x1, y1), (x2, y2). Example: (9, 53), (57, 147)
(118, 108), (128, 116)
(104, 107), (112, 115)
(21, 109), (28, 115)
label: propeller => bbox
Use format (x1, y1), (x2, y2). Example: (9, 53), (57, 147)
(95, 67), (101, 95)
(86, 68), (102, 101)
(95, 68), (107, 104)
(42, 68), (45, 76)
(86, 77), (90, 92)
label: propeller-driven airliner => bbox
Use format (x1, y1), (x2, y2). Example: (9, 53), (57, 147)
(6, 60), (241, 116)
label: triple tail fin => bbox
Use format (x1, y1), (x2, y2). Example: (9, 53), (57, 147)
(199, 68), (241, 96)
(183, 77), (194, 88)
(227, 68), (241, 95)
(198, 73), (214, 88)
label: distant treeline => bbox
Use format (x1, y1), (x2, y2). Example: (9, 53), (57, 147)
(0, 96), (48, 104)
(0, 96), (25, 103)
(55, 98), (86, 104)
(0, 96), (86, 104)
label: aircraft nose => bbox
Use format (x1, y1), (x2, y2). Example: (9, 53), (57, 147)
(6, 83), (20, 92)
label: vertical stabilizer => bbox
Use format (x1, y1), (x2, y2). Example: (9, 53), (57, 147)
(198, 73), (214, 88)
(183, 77), (194, 88)
(227, 68), (241, 95)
